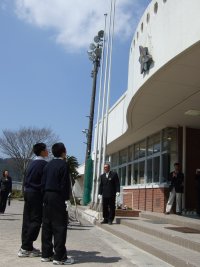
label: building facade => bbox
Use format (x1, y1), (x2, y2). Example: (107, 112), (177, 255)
(93, 0), (200, 213)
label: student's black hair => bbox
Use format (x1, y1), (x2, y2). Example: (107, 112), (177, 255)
(33, 143), (47, 156)
(174, 162), (180, 166)
(2, 170), (8, 177)
(52, 142), (66, 158)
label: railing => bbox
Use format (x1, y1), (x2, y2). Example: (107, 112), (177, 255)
(12, 181), (22, 191)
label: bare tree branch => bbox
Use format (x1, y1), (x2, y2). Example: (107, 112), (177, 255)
(0, 127), (58, 181)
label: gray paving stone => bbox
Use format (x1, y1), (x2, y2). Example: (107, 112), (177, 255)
(0, 200), (172, 267)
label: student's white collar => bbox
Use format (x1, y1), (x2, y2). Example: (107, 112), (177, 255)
(35, 156), (46, 160)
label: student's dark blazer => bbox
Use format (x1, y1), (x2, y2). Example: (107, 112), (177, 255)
(98, 171), (120, 198)
(168, 171), (184, 193)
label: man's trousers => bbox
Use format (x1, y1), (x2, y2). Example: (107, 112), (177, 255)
(42, 192), (68, 261)
(166, 187), (182, 213)
(102, 196), (116, 222)
(0, 190), (9, 213)
(21, 192), (43, 250)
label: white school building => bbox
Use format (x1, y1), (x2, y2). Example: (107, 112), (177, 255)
(91, 0), (200, 213)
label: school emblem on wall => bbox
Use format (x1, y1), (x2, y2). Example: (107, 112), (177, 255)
(139, 46), (153, 74)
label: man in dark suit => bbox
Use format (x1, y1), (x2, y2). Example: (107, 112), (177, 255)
(165, 162), (184, 215)
(98, 163), (120, 225)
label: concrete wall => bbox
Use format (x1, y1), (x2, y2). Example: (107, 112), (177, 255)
(98, 0), (200, 146)
(107, 93), (127, 144)
(126, 0), (200, 109)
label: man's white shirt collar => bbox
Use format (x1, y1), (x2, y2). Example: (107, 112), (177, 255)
(35, 156), (47, 161)
(106, 171), (110, 178)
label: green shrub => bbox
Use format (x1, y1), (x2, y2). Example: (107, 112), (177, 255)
(11, 189), (23, 199)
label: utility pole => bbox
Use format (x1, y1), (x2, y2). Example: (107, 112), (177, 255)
(83, 30), (104, 205)
(85, 58), (99, 162)
(85, 30), (104, 162)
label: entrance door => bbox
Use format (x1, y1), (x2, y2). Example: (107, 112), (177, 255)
(186, 128), (200, 211)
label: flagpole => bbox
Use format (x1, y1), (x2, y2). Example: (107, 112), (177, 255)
(91, 14), (107, 207)
(102, 0), (116, 169)
(94, 0), (113, 204)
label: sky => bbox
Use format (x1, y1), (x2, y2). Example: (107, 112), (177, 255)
(0, 0), (151, 164)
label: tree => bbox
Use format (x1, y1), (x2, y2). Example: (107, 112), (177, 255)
(66, 155), (80, 207)
(0, 127), (58, 183)
(67, 155), (79, 183)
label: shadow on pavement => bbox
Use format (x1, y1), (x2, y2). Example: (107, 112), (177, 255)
(68, 227), (91, 231)
(1, 213), (23, 216)
(0, 218), (20, 221)
(68, 224), (93, 228)
(68, 250), (121, 264)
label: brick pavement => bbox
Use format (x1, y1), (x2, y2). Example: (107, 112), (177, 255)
(0, 200), (172, 267)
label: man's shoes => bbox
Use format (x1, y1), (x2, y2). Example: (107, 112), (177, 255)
(18, 247), (41, 257)
(100, 220), (108, 224)
(53, 257), (74, 265)
(18, 248), (30, 257)
(108, 221), (112, 225)
(41, 256), (54, 262)
(165, 212), (170, 215)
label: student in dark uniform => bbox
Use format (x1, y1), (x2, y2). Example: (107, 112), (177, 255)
(41, 142), (74, 265)
(0, 170), (12, 214)
(98, 163), (120, 225)
(18, 143), (48, 257)
(165, 162), (184, 215)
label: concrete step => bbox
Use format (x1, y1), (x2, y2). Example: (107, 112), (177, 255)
(116, 217), (200, 253)
(140, 211), (200, 231)
(96, 222), (200, 267)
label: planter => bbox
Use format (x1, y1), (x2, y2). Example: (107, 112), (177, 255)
(115, 209), (140, 217)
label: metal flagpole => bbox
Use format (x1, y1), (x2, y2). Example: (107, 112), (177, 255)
(95, 0), (113, 204)
(91, 14), (107, 207)
(102, 0), (116, 170)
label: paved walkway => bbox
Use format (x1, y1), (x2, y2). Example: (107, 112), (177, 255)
(0, 200), (172, 267)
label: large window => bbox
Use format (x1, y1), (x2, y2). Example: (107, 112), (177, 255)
(128, 146), (133, 162)
(147, 158), (152, 183)
(139, 140), (146, 158)
(133, 163), (138, 184)
(111, 153), (118, 167)
(134, 141), (146, 159)
(128, 164), (132, 185)
(147, 133), (160, 155)
(110, 128), (178, 186)
(119, 149), (127, 165)
(134, 144), (140, 160)
(162, 153), (170, 182)
(119, 166), (126, 186)
(147, 137), (153, 156)
(153, 156), (160, 183)
(139, 161), (145, 184)
(162, 128), (177, 152)
(154, 134), (161, 154)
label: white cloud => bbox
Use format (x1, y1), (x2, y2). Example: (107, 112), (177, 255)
(14, 0), (149, 52)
